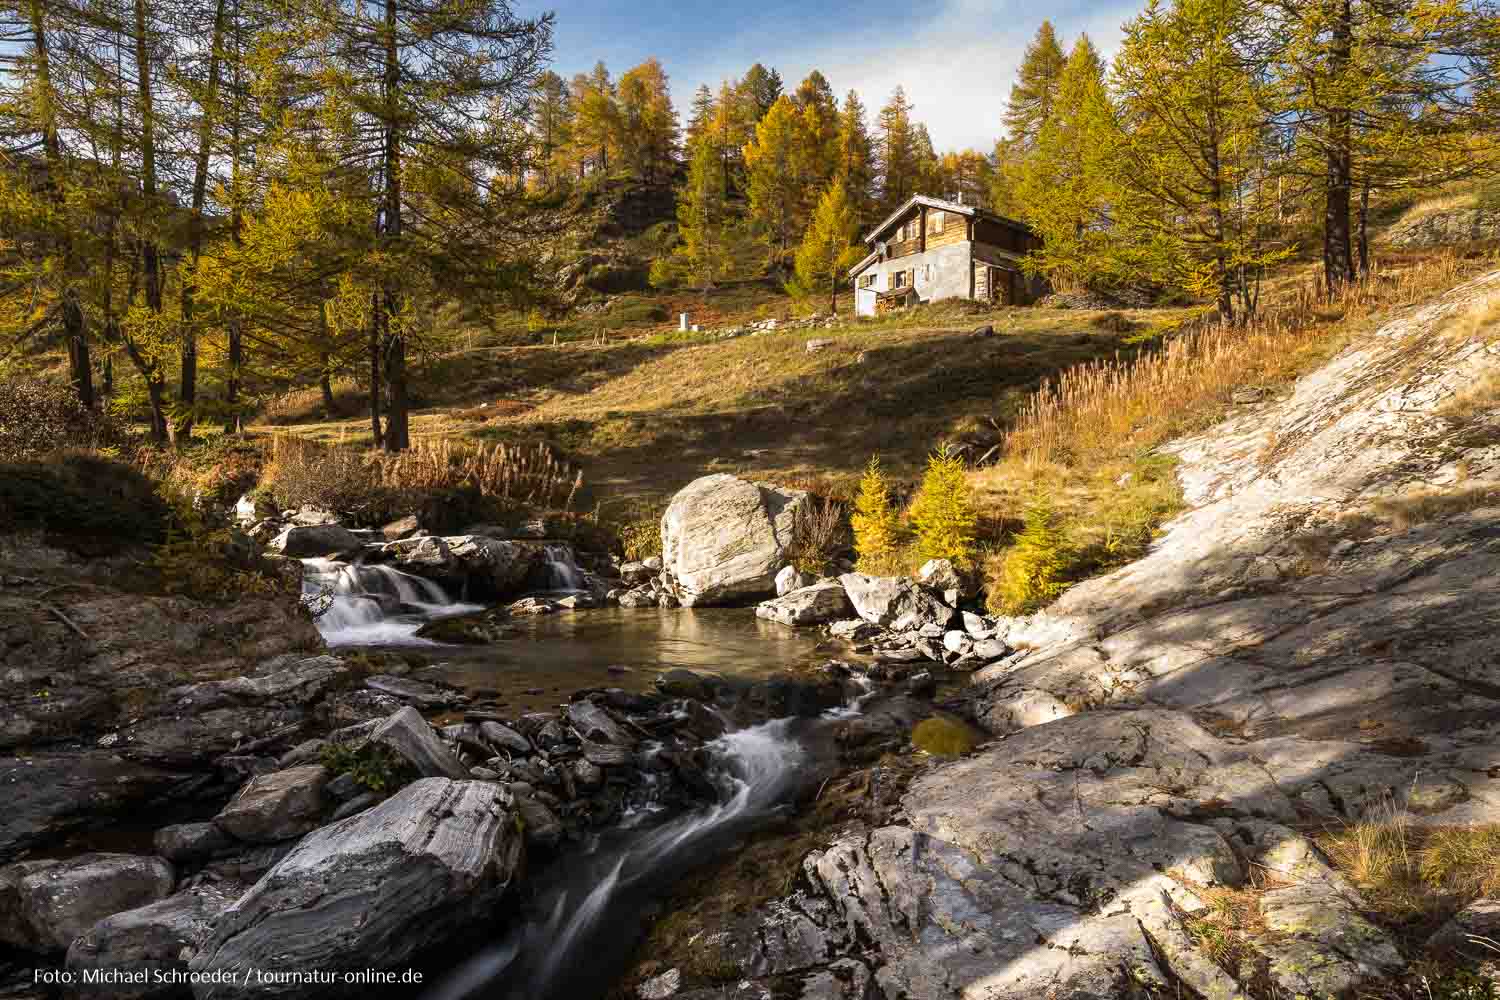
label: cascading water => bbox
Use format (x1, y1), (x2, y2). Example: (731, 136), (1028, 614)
(424, 703), (852, 1000)
(540, 543), (585, 592)
(303, 558), (481, 646)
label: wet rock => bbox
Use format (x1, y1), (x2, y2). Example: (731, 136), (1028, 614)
(0, 752), (192, 860)
(656, 670), (713, 700)
(513, 794), (563, 849)
(380, 515), (422, 541)
(659, 474), (810, 606)
(638, 968), (681, 1000)
(620, 561), (655, 585)
(617, 587), (656, 609)
(153, 823), (233, 864)
(189, 780), (522, 998)
(509, 596), (558, 616)
(580, 740), (633, 767)
(0, 854), (175, 953)
(365, 674), (450, 708)
(329, 792), (379, 821)
(169, 656), (349, 712)
(838, 573), (951, 630)
(755, 581), (853, 627)
(566, 701), (636, 747)
(324, 772), (362, 801)
(369, 706), (469, 780)
(477, 721), (531, 755)
(414, 612), (516, 644)
(572, 759), (603, 792)
(212, 765), (329, 844)
(65, 885), (235, 997)
(674, 700), (727, 741)
(268, 524), (359, 559)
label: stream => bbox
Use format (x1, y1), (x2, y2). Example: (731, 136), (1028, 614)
(303, 550), (869, 1000)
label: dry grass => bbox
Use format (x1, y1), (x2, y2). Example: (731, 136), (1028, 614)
(1318, 809), (1500, 925)
(1003, 254), (1475, 471)
(784, 496), (850, 574)
(973, 252), (1492, 608)
(1369, 485), (1500, 532)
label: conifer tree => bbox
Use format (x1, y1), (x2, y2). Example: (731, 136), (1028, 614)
(909, 444), (978, 569)
(876, 85), (919, 213)
(792, 70), (840, 193)
(1004, 20), (1067, 149)
(530, 71), (572, 187)
(684, 83), (716, 155)
(744, 94), (804, 270)
(741, 62), (782, 120)
(791, 181), (862, 314)
(835, 89), (877, 226)
(618, 58), (677, 183)
(651, 139), (747, 291)
(852, 456), (901, 574)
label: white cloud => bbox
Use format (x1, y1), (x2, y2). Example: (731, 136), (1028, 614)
(683, 0), (1139, 152)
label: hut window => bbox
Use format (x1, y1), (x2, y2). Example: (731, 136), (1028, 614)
(931, 212), (945, 234)
(892, 271), (907, 289)
(859, 274), (875, 289)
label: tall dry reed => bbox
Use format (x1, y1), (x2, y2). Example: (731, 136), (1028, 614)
(1004, 253), (1478, 470)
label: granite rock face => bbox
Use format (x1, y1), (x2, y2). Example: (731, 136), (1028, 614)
(189, 779), (522, 998)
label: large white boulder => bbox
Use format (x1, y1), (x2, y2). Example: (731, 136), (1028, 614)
(660, 475), (810, 606)
(756, 581), (854, 627)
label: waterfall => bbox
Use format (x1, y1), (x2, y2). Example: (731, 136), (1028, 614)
(423, 700), (858, 1000)
(540, 543), (585, 592)
(302, 558), (480, 647)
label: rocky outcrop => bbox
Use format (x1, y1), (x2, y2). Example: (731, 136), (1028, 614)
(212, 765), (329, 843)
(838, 573), (952, 631)
(0, 854), (175, 953)
(659, 475), (809, 606)
(376, 535), (544, 599)
(66, 885), (237, 998)
(1383, 205), (1500, 248)
(756, 581), (853, 627)
(368, 706), (470, 779)
(268, 524), (360, 558)
(189, 779), (522, 997)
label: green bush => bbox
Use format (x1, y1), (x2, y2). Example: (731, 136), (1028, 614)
(319, 741), (418, 796)
(0, 452), (170, 552)
(990, 491), (1071, 614)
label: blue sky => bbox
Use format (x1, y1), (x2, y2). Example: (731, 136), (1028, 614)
(527, 0), (1141, 152)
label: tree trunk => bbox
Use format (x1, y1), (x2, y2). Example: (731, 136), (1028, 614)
(63, 292), (94, 409)
(320, 369), (336, 414)
(368, 295), (384, 448)
(379, 0), (409, 452)
(133, 0), (169, 444)
(1322, 0), (1356, 295)
(1357, 179), (1370, 277)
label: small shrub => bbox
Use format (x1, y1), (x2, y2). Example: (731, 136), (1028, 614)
(0, 452), (169, 552)
(151, 484), (287, 602)
(0, 378), (125, 461)
(908, 444), (978, 569)
(911, 717), (981, 756)
(785, 496), (848, 574)
(990, 491), (1071, 614)
(319, 741), (418, 796)
(851, 456), (903, 575)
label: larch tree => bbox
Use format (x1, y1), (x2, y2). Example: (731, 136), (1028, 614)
(617, 58), (677, 183)
(530, 70), (572, 188)
(876, 85), (919, 214)
(791, 180), (862, 315)
(1004, 20), (1068, 149)
(570, 61), (619, 177)
(684, 82), (716, 156)
(651, 138), (745, 291)
(1111, 0), (1289, 319)
(740, 62), (782, 121)
(835, 89), (876, 226)
(792, 69), (840, 193)
(744, 94), (804, 270)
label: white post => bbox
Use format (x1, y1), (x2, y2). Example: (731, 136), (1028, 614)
(679, 312), (690, 332)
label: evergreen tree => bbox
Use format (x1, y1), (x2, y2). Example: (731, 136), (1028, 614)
(909, 444), (978, 569)
(741, 62), (782, 120)
(744, 94), (804, 269)
(571, 61), (619, 177)
(791, 181), (862, 314)
(651, 139), (752, 291)
(1112, 0), (1288, 319)
(1012, 36), (1121, 288)
(792, 70), (840, 192)
(876, 85), (919, 213)
(835, 89), (877, 226)
(618, 58), (677, 183)
(530, 71), (572, 188)
(1004, 20), (1067, 149)
(684, 83), (716, 155)
(852, 456), (902, 574)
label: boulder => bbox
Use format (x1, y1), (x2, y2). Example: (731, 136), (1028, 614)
(660, 475), (810, 606)
(620, 561), (655, 585)
(0, 854), (175, 953)
(368, 706), (469, 779)
(915, 558), (964, 596)
(167, 656), (348, 711)
(154, 823), (233, 863)
(364, 674), (450, 708)
(837, 573), (952, 631)
(380, 515), (422, 541)
(381, 536), (539, 599)
(756, 582), (854, 627)
(565, 701), (636, 747)
(477, 721), (531, 755)
(65, 885), (235, 998)
(268, 524), (359, 559)
(212, 765), (329, 844)
(617, 587), (656, 609)
(513, 794), (563, 849)
(775, 565), (814, 596)
(189, 779), (522, 997)
(1429, 898), (1500, 959)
